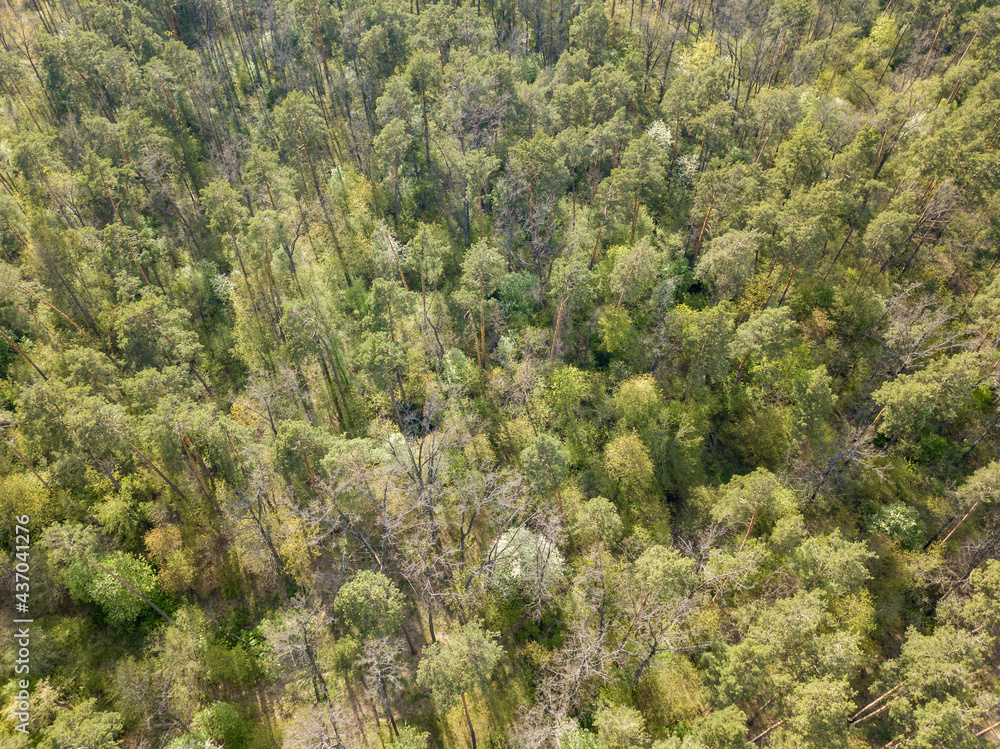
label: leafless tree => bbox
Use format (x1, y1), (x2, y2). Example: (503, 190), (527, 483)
(360, 637), (404, 737)
(444, 469), (536, 604)
(284, 703), (354, 749)
(510, 550), (624, 746)
(803, 422), (885, 504)
(676, 522), (730, 572)
(882, 285), (963, 376)
(262, 594), (349, 748)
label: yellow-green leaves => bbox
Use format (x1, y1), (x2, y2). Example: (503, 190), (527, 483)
(711, 469), (798, 538)
(872, 351), (982, 439)
(334, 570), (406, 640)
(416, 620), (502, 711)
(604, 432), (654, 501)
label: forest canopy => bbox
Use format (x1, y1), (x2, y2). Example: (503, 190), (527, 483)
(2, 0), (1000, 746)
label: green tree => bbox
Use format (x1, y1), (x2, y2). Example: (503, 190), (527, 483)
(594, 701), (648, 748)
(374, 118), (415, 229)
(191, 702), (248, 749)
(610, 375), (664, 434)
(76, 551), (164, 629)
(43, 523), (168, 629)
(416, 620), (503, 749)
(711, 469), (798, 543)
(390, 724), (431, 748)
(520, 434), (569, 508)
(623, 544), (699, 682)
(404, 223), (448, 355)
(273, 420), (338, 490)
(774, 678), (855, 749)
(608, 239), (662, 308)
(571, 496), (624, 548)
(702, 591), (862, 742)
(334, 569), (407, 640)
(696, 230), (763, 301)
(407, 51), (442, 168)
(932, 460), (1000, 545)
(603, 431), (654, 502)
(772, 118), (831, 194)
(686, 705), (749, 749)
(38, 698), (123, 749)
(112, 607), (216, 733)
(547, 253), (597, 361)
(786, 365), (836, 450)
(728, 307), (798, 380)
(456, 240), (507, 368)
(791, 530), (873, 598)
(872, 351), (982, 441)
(867, 625), (988, 749)
(496, 132), (570, 293)
(666, 303), (735, 399)
(568, 0), (609, 66)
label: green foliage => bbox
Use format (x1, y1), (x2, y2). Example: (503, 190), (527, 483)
(416, 621), (503, 711)
(611, 375), (664, 433)
(561, 724), (601, 749)
(334, 570), (406, 640)
(520, 434), (569, 494)
(329, 635), (363, 675)
(273, 420), (338, 488)
(192, 702), (249, 749)
(608, 239), (663, 308)
(390, 725), (431, 748)
(670, 304), (735, 389)
(876, 624), (986, 745)
(598, 308), (635, 356)
(58, 548), (165, 629)
(442, 348), (475, 385)
(872, 351), (982, 440)
(546, 365), (595, 434)
(571, 496), (624, 548)
(791, 530), (873, 597)
(711, 469), (797, 537)
(603, 432), (655, 500)
(788, 366), (836, 445)
(776, 677), (855, 748)
(497, 272), (540, 316)
(696, 230), (762, 301)
(594, 701), (648, 748)
(41, 521), (101, 570)
(92, 474), (153, 550)
(405, 223), (449, 289)
(657, 705), (749, 749)
(5, 0), (1000, 746)
(38, 698), (122, 749)
(84, 552), (163, 628)
(956, 460), (1000, 508)
(865, 501), (924, 550)
(942, 559), (1000, 635)
(494, 527), (566, 605)
(631, 545), (696, 599)
(0, 471), (55, 545)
